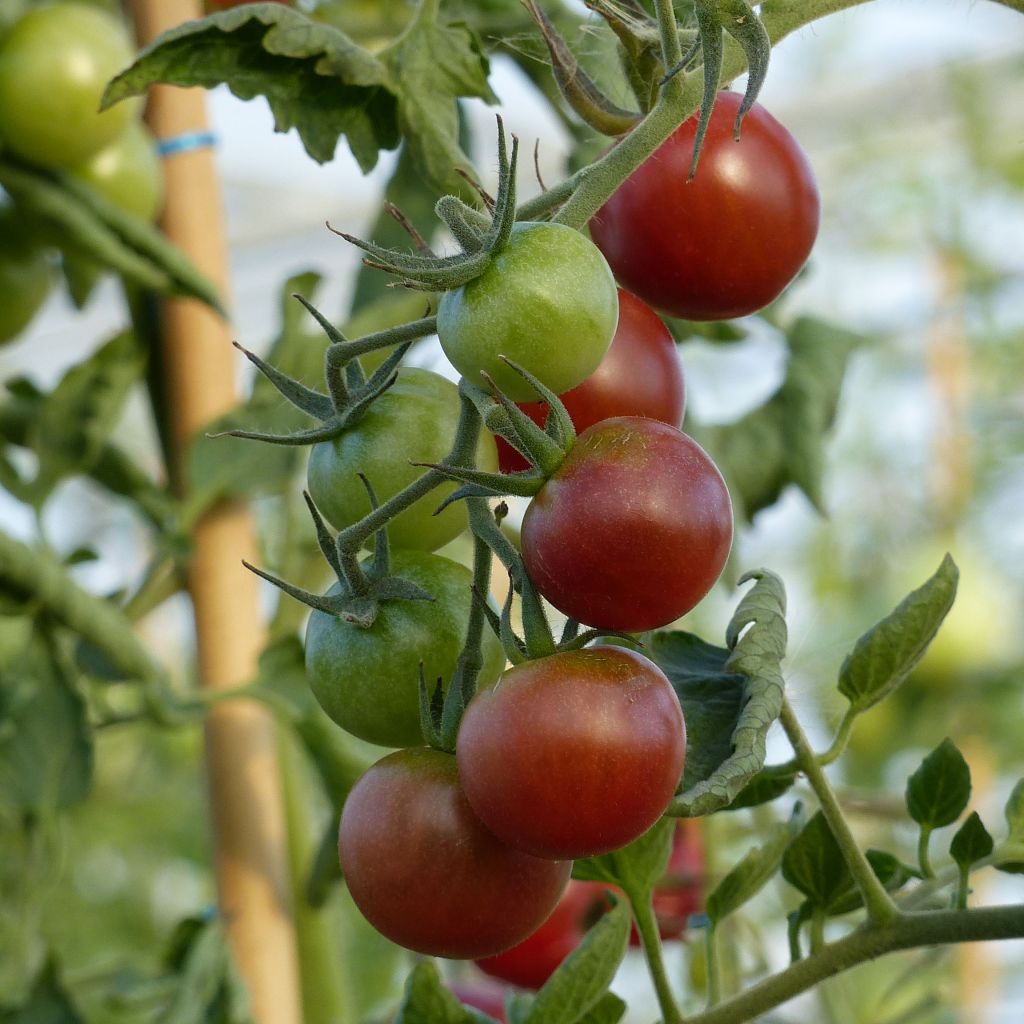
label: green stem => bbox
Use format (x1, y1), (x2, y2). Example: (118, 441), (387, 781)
(779, 697), (898, 925)
(629, 887), (684, 1024)
(955, 866), (971, 911)
(687, 905), (1024, 1024)
(809, 910), (826, 955)
(278, 728), (353, 1024)
(706, 922), (722, 1008)
(342, 315), (437, 359)
(123, 557), (183, 622)
(918, 826), (936, 880)
(653, 0), (685, 68)
(764, 706), (857, 778)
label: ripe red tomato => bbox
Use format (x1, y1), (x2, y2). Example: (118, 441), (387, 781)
(338, 748), (571, 959)
(520, 417), (733, 631)
(457, 646), (686, 860)
(476, 881), (609, 989)
(497, 289), (685, 473)
(589, 91), (820, 321)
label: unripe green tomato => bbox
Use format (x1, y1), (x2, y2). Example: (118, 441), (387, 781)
(0, 3), (143, 169)
(437, 222), (619, 401)
(304, 550), (506, 747)
(69, 122), (164, 222)
(0, 206), (51, 345)
(306, 367), (498, 552)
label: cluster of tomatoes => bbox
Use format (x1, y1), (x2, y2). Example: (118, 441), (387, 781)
(313, 91), (819, 989)
(0, 2), (163, 344)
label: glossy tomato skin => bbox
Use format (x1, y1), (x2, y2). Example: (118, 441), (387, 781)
(457, 646), (686, 860)
(339, 748), (571, 959)
(437, 221), (618, 402)
(589, 91), (820, 321)
(305, 550), (505, 747)
(497, 289), (685, 473)
(0, 4), (143, 169)
(307, 367), (498, 552)
(476, 880), (609, 989)
(70, 122), (164, 222)
(521, 417), (732, 631)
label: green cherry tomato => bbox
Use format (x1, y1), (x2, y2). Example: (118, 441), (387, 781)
(69, 122), (164, 222)
(437, 222), (618, 401)
(0, 3), (142, 169)
(304, 550), (506, 747)
(0, 205), (51, 345)
(306, 367), (498, 552)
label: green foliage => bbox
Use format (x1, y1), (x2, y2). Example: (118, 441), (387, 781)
(950, 812), (994, 872)
(656, 569), (787, 816)
(906, 739), (972, 831)
(707, 804), (803, 924)
(838, 554), (959, 713)
(698, 316), (861, 520)
(782, 811), (856, 912)
(396, 961), (493, 1024)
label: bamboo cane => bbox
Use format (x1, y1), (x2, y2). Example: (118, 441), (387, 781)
(125, 3), (303, 1021)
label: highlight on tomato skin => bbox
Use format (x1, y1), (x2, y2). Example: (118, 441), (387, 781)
(496, 288), (686, 473)
(457, 646), (686, 861)
(338, 748), (572, 960)
(589, 90), (820, 322)
(520, 417), (733, 632)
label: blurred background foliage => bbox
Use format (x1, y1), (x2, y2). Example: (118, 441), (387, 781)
(0, 1), (1022, 1022)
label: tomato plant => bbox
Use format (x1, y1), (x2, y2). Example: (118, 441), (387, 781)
(0, 206), (51, 345)
(448, 980), (508, 1021)
(497, 288), (685, 473)
(589, 91), (820, 321)
(437, 221), (619, 401)
(338, 748), (571, 959)
(306, 367), (498, 552)
(521, 417), (733, 631)
(638, 819), (704, 943)
(0, 3), (142, 169)
(304, 549), (506, 748)
(456, 647), (686, 859)
(475, 880), (609, 989)
(69, 122), (164, 223)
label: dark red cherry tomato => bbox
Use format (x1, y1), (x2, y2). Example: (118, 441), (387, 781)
(497, 289), (685, 473)
(338, 748), (571, 959)
(589, 91), (820, 321)
(521, 417), (733, 631)
(457, 646), (686, 860)
(475, 881), (610, 989)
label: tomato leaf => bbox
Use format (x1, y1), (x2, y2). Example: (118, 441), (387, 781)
(781, 810), (856, 911)
(724, 769), (797, 810)
(572, 992), (627, 1024)
(523, 899), (630, 1024)
(823, 850), (922, 917)
(0, 159), (222, 310)
(657, 569), (787, 817)
(398, 961), (495, 1024)
(160, 917), (255, 1024)
(838, 554), (959, 713)
(700, 315), (861, 521)
(950, 812), (994, 871)
(26, 330), (145, 503)
(706, 803), (804, 924)
(379, 1), (496, 195)
(0, 621), (93, 813)
(573, 817), (674, 896)
(905, 738), (971, 830)
(103, 5), (396, 171)
(0, 956), (85, 1023)
(997, 779), (1024, 874)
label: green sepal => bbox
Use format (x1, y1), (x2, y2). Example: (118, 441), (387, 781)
(522, 0), (641, 136)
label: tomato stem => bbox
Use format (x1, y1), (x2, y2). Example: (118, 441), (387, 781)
(779, 697), (899, 926)
(628, 885), (685, 1024)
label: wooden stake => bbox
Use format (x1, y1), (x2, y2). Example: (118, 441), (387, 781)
(126, 3), (303, 1021)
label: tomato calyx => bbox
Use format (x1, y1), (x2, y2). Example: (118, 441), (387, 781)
(415, 361), (577, 507)
(339, 118), (520, 293)
(245, 484), (434, 629)
(661, 1), (771, 179)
